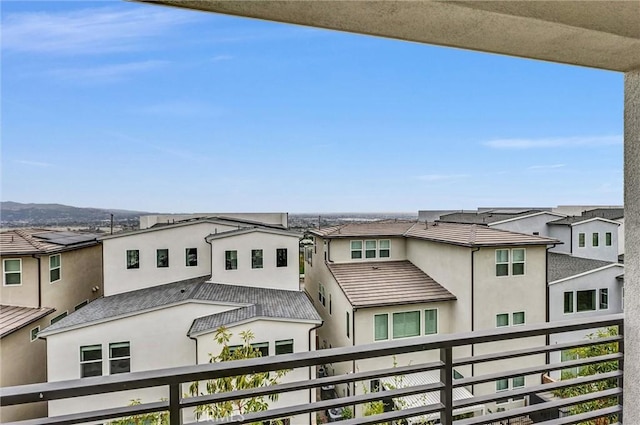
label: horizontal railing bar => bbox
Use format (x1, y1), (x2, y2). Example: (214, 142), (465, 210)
(455, 387), (622, 425)
(453, 370), (622, 409)
(2, 400), (169, 425)
(453, 352), (622, 388)
(180, 360), (442, 408)
(0, 313), (622, 406)
(453, 335), (622, 367)
(539, 404), (621, 425)
(184, 383), (444, 425)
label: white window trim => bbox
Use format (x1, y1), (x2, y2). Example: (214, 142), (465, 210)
(3, 258), (22, 286)
(564, 288), (610, 314)
(185, 248), (198, 267)
(512, 311), (526, 326)
(578, 232), (586, 248)
(80, 344), (103, 378)
(495, 248), (526, 277)
(251, 249), (264, 269)
(109, 341), (131, 375)
(350, 240), (363, 259)
(49, 254), (61, 283)
(364, 240), (377, 259)
(30, 326), (40, 342)
(374, 313), (389, 341)
(496, 313), (510, 328)
(592, 232), (600, 247)
(378, 239), (391, 258)
(424, 308), (438, 335)
(392, 310), (421, 339)
(125, 250), (139, 270)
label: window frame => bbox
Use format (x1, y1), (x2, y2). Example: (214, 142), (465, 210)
(346, 311), (350, 338)
(512, 311), (525, 326)
(365, 240), (377, 259)
(578, 233), (586, 248)
(276, 248), (288, 267)
(126, 250), (139, 269)
(49, 254), (61, 283)
(605, 232), (612, 246)
(424, 308), (438, 335)
(185, 248), (198, 267)
(511, 248), (525, 276)
(225, 250), (238, 270)
(564, 291), (574, 314)
(30, 326), (40, 342)
(109, 342), (131, 375)
(379, 239), (390, 258)
(318, 283), (326, 306)
(496, 378), (509, 392)
(251, 342), (269, 357)
(3, 258), (22, 286)
(496, 313), (509, 327)
(350, 240), (363, 259)
(576, 289), (597, 312)
(275, 339), (294, 355)
(599, 288), (609, 310)
(156, 248), (169, 268)
(592, 232), (599, 247)
(495, 249), (509, 276)
(75, 300), (89, 311)
(374, 313), (389, 341)
(392, 311), (421, 339)
(50, 311), (68, 325)
(251, 249), (264, 269)
(80, 344), (103, 378)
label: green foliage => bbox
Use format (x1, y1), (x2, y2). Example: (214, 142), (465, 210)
(554, 326), (620, 425)
(108, 399), (168, 425)
(188, 327), (289, 424)
(341, 407), (354, 420)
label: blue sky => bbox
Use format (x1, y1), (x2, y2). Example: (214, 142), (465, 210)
(1, 1), (623, 213)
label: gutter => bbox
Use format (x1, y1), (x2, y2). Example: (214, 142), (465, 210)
(32, 254), (42, 308)
(545, 243), (558, 367)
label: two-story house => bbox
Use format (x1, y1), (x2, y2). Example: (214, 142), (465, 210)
(304, 220), (558, 417)
(0, 229), (103, 421)
(39, 215), (322, 424)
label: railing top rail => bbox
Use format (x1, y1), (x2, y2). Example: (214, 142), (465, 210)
(0, 313), (623, 406)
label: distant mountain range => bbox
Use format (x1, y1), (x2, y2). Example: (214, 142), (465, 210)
(0, 202), (151, 227)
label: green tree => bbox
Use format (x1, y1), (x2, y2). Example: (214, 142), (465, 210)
(188, 327), (289, 423)
(108, 399), (168, 425)
(554, 326), (620, 425)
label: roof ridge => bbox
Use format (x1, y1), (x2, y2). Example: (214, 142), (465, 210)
(468, 224), (477, 244)
(14, 229), (46, 251)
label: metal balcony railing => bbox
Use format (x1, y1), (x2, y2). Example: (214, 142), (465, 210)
(1, 314), (623, 425)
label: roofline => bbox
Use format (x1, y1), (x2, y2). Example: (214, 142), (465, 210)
(188, 315), (322, 338)
(205, 226), (301, 241)
(548, 263), (625, 285)
(404, 234), (561, 248)
(547, 217), (622, 226)
(353, 296), (457, 310)
(0, 241), (100, 257)
(1, 307), (55, 339)
(488, 211), (567, 226)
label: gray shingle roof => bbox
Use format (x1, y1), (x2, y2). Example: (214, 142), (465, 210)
(437, 210), (545, 225)
(547, 216), (620, 226)
(547, 252), (620, 282)
(327, 260), (456, 308)
(40, 276), (320, 336)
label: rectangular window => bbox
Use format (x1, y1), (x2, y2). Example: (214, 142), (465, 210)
(75, 300), (88, 311)
(605, 232), (612, 246)
(185, 248), (198, 267)
(592, 233), (599, 247)
(30, 326), (39, 342)
(225, 250), (237, 270)
(496, 379), (509, 392)
(578, 233), (585, 248)
(346, 312), (350, 338)
(424, 309), (438, 335)
(564, 292), (574, 313)
(365, 240), (377, 259)
(379, 240), (390, 258)
(318, 283), (326, 306)
(512, 249), (525, 275)
(49, 254), (61, 282)
(561, 349), (579, 378)
(51, 311), (67, 325)
(600, 288), (609, 309)
(109, 342), (130, 374)
(275, 339), (294, 355)
(126, 250), (139, 269)
(496, 313), (509, 327)
(512, 311), (525, 326)
(276, 248), (288, 267)
(374, 314), (389, 341)
(3, 259), (22, 285)
(156, 249), (169, 268)
(80, 345), (102, 378)
(495, 250), (509, 276)
(512, 376), (525, 388)
(251, 249), (263, 269)
(329, 294), (332, 314)
(392, 311), (420, 338)
(252, 342), (269, 357)
(350, 240), (363, 259)
(577, 290), (596, 312)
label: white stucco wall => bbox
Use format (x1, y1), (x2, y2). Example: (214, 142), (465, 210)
(102, 222), (239, 295)
(491, 213), (564, 237)
(209, 231), (300, 290)
(327, 237), (407, 263)
(548, 225), (571, 254)
(570, 220), (620, 262)
(139, 213), (288, 230)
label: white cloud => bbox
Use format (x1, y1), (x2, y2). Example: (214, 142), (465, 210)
(1, 6), (198, 55)
(211, 55), (233, 62)
(14, 160), (53, 167)
(48, 60), (168, 83)
(134, 100), (222, 117)
(416, 174), (469, 182)
(483, 135), (622, 149)
(527, 164), (566, 170)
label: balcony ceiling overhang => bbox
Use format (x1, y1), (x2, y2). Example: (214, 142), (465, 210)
(139, 0), (640, 72)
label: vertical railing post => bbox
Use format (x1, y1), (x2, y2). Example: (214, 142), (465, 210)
(169, 383), (182, 425)
(618, 322), (624, 424)
(440, 346), (453, 425)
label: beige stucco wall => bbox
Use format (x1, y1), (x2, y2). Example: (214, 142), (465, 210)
(327, 237), (407, 263)
(209, 231), (300, 290)
(1, 255), (40, 307)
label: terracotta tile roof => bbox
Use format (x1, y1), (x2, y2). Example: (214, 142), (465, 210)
(327, 260), (456, 308)
(0, 229), (99, 256)
(0, 305), (54, 338)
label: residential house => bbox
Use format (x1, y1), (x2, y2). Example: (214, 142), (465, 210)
(304, 220), (558, 416)
(39, 215), (322, 423)
(437, 209), (565, 237)
(547, 252), (624, 378)
(0, 229), (103, 421)
(547, 216), (620, 262)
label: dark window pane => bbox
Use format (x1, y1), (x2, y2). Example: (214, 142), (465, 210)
(276, 248), (287, 267)
(110, 359), (130, 374)
(275, 340), (293, 355)
(157, 249), (169, 268)
(186, 248), (198, 266)
(81, 362), (102, 377)
(496, 264), (509, 276)
(577, 290), (596, 312)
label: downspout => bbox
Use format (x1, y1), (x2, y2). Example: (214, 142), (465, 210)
(205, 237), (213, 280)
(308, 321), (323, 424)
(545, 244), (558, 367)
(327, 239), (332, 263)
(32, 255), (42, 308)
(470, 247), (480, 389)
(351, 307), (356, 416)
